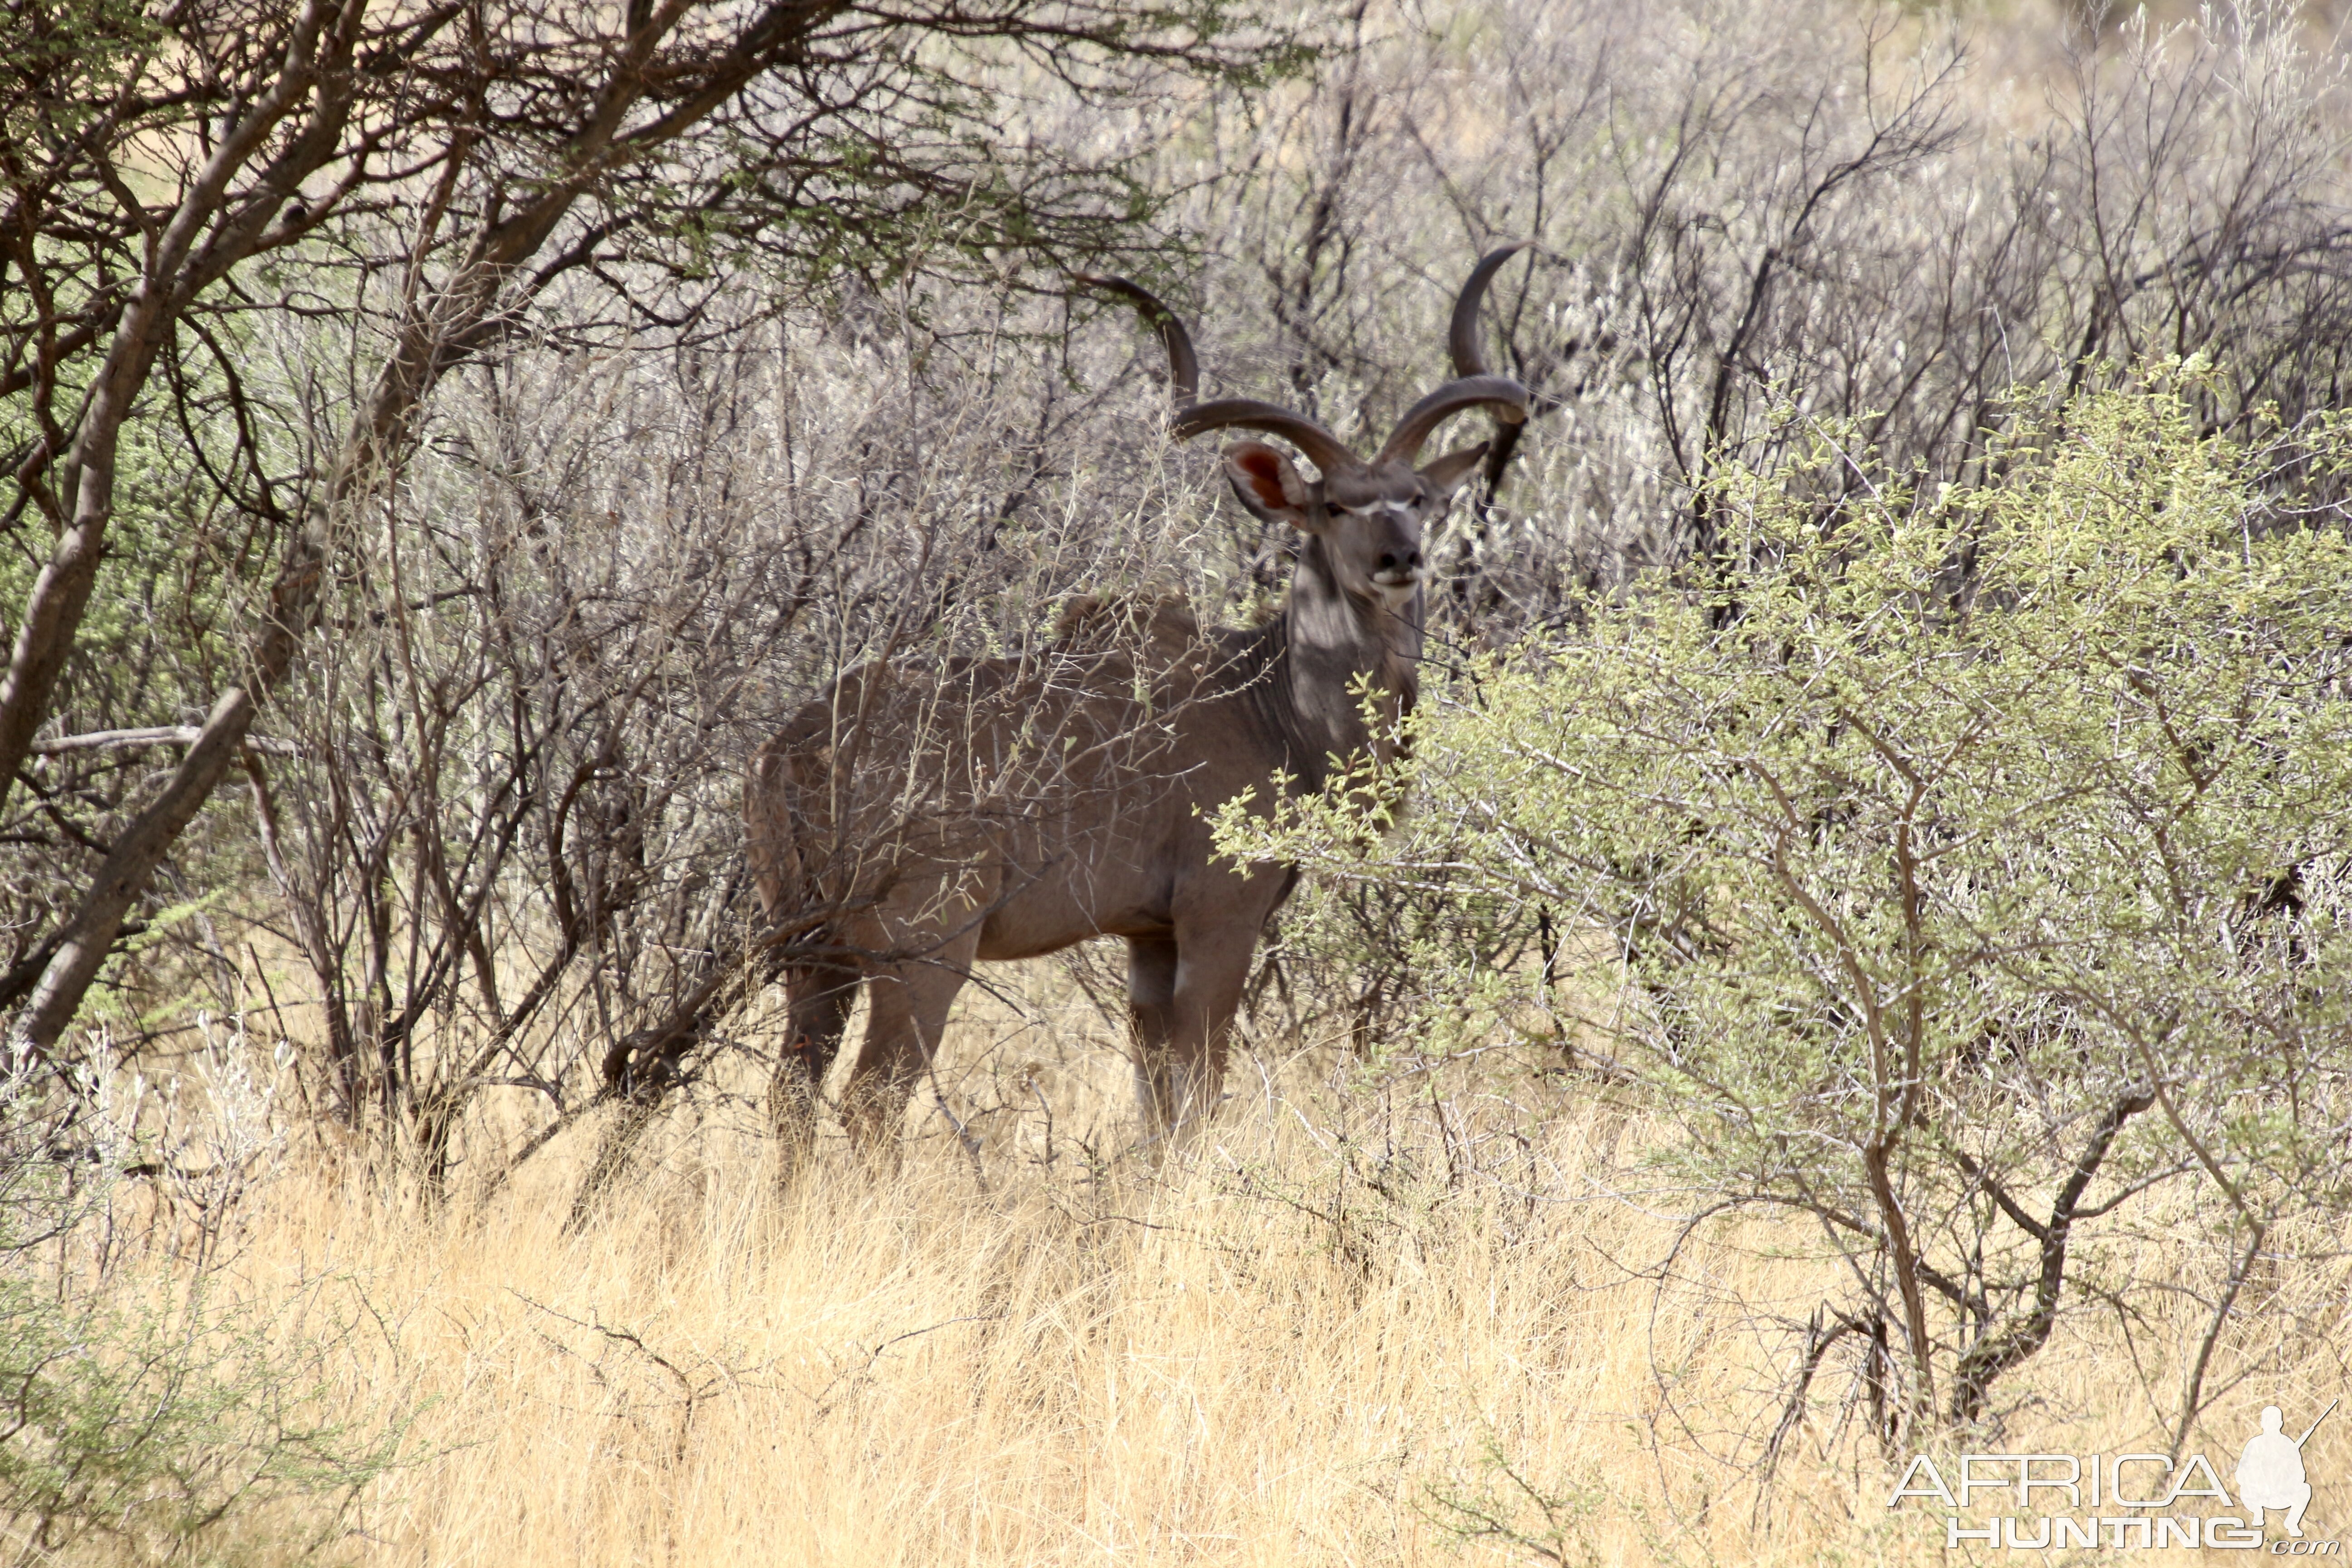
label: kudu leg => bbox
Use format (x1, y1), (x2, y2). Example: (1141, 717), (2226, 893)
(840, 930), (979, 1171)
(1126, 936), (1182, 1125)
(770, 959), (858, 1188)
(1137, 921), (1258, 1137)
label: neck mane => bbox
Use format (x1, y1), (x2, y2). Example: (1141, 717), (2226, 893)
(1224, 535), (1423, 795)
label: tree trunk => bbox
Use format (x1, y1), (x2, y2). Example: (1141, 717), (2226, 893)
(0, 0), (352, 820)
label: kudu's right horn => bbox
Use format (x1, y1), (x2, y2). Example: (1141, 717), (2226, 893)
(1078, 274), (1365, 478)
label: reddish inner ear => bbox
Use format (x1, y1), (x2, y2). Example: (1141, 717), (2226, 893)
(1232, 447), (1292, 510)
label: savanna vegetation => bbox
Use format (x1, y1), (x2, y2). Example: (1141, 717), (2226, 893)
(5, 0), (2351, 1559)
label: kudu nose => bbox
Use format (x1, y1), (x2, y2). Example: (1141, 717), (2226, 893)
(1376, 547), (1423, 575)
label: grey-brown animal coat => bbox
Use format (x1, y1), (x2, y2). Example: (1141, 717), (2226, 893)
(745, 249), (1533, 1168)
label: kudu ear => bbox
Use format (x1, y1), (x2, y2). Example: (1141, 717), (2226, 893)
(1223, 441), (1318, 530)
(1419, 441), (1492, 502)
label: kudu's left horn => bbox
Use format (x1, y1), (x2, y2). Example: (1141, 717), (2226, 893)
(1376, 242), (1534, 467)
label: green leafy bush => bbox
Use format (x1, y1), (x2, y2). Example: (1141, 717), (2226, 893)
(1223, 370), (2352, 1433)
(0, 1274), (399, 1566)
(0, 1066), (405, 1567)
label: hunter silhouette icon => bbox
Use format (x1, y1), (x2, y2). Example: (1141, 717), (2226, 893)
(2237, 1401), (2333, 1538)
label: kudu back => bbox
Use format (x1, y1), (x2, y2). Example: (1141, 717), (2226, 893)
(745, 248), (1533, 1171)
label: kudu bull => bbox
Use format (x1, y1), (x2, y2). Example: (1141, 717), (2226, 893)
(745, 247), (1533, 1171)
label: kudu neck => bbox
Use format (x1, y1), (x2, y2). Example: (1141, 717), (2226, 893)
(1266, 534), (1423, 793)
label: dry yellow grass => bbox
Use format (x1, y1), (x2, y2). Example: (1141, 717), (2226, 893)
(71, 961), (2343, 1567)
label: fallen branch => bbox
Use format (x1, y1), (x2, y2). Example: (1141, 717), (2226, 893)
(29, 727), (301, 757)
